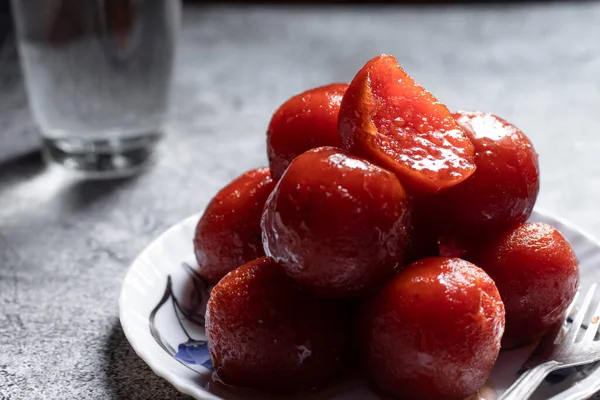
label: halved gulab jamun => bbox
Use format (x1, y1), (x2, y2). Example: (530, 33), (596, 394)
(338, 54), (476, 194)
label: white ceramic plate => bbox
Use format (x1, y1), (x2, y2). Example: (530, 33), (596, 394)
(119, 208), (600, 400)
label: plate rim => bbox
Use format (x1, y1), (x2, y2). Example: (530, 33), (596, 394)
(118, 207), (600, 400)
(119, 212), (223, 400)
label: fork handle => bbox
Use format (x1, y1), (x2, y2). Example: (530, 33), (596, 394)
(500, 361), (562, 400)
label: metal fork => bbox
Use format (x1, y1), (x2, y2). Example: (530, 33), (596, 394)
(501, 284), (600, 400)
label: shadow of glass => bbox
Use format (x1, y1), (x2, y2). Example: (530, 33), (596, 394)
(0, 150), (45, 194)
(101, 319), (192, 400)
(58, 174), (140, 213)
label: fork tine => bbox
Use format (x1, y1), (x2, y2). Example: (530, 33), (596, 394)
(522, 290), (583, 369)
(565, 289), (581, 320)
(582, 296), (600, 343)
(565, 284), (597, 343)
(554, 290), (581, 344)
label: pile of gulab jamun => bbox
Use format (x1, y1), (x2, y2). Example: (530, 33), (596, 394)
(193, 54), (579, 400)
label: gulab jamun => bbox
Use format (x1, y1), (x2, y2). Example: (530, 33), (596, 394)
(338, 54), (476, 194)
(358, 257), (505, 400)
(262, 146), (411, 298)
(422, 111), (540, 243)
(205, 257), (351, 394)
(194, 168), (275, 284)
(267, 83), (348, 180)
(468, 222), (579, 348)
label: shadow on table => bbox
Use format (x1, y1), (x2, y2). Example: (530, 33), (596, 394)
(0, 150), (45, 193)
(60, 174), (141, 213)
(102, 319), (192, 400)
(0, 147), (142, 215)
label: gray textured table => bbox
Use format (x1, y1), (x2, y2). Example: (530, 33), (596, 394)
(2, 3), (600, 399)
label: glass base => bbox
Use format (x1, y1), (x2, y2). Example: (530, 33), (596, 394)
(42, 132), (161, 179)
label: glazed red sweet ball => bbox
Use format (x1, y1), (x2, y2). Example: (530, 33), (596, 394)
(423, 111), (540, 243)
(205, 257), (351, 394)
(262, 146), (411, 298)
(469, 222), (579, 348)
(193, 168), (275, 284)
(338, 54), (476, 194)
(267, 83), (348, 180)
(358, 257), (505, 400)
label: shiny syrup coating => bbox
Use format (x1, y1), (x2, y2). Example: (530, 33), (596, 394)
(262, 146), (411, 298)
(193, 168), (276, 284)
(267, 83), (348, 180)
(358, 257), (505, 400)
(338, 54), (476, 194)
(468, 222), (579, 349)
(205, 257), (351, 394)
(422, 111), (540, 241)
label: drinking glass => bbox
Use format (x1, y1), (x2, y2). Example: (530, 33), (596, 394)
(11, 0), (180, 178)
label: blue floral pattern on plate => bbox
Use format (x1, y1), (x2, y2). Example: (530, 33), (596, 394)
(149, 262), (214, 372)
(175, 341), (213, 370)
